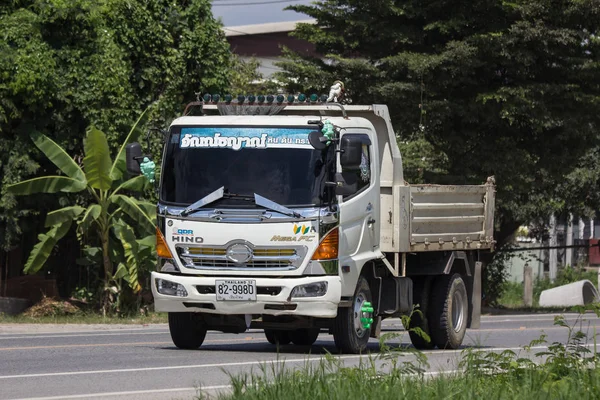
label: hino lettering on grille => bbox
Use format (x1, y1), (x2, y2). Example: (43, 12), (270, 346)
(172, 236), (204, 243)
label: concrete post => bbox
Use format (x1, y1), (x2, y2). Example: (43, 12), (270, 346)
(566, 213), (573, 268)
(579, 218), (585, 239)
(591, 219), (595, 239)
(549, 214), (557, 282)
(597, 268), (600, 294)
(523, 264), (533, 307)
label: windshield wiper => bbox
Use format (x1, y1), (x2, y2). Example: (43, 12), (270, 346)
(254, 193), (305, 219)
(181, 186), (253, 216)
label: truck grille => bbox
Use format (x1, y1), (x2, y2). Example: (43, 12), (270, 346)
(176, 245), (307, 270)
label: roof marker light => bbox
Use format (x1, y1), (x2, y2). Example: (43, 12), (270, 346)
(276, 94), (285, 103)
(212, 94), (220, 102)
(248, 94), (256, 103)
(266, 95), (274, 103)
(237, 95), (245, 103)
(320, 94), (328, 102)
(224, 94), (233, 103)
(287, 94), (295, 103)
(310, 93), (318, 102)
(257, 95), (265, 103)
(203, 93), (211, 102)
(298, 94), (307, 102)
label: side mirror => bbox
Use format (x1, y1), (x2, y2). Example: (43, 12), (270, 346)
(308, 131), (328, 150)
(340, 136), (364, 170)
(126, 142), (143, 175)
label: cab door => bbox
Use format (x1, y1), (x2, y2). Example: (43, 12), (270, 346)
(337, 132), (380, 295)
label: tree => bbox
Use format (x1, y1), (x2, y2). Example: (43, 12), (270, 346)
(7, 109), (156, 313)
(226, 54), (282, 95)
(0, 0), (231, 252)
(276, 0), (600, 244)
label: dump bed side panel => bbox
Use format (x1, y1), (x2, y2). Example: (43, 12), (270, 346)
(408, 180), (495, 252)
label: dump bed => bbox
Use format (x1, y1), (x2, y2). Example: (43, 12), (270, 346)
(380, 177), (496, 253)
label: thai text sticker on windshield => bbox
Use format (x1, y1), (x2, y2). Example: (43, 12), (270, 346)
(178, 127), (313, 150)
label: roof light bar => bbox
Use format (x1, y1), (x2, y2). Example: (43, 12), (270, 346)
(199, 93), (330, 105)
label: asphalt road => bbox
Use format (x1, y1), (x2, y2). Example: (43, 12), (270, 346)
(0, 312), (599, 400)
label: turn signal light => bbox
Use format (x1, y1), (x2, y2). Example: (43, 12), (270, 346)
(312, 228), (339, 260)
(156, 227), (173, 258)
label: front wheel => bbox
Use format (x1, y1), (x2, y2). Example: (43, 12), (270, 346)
(289, 328), (320, 346)
(333, 276), (373, 354)
(428, 273), (469, 349)
(264, 329), (291, 345)
(168, 312), (207, 349)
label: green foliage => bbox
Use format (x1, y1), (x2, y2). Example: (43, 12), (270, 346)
(482, 246), (512, 306)
(497, 280), (525, 308)
(226, 54), (281, 95)
(215, 311), (600, 400)
(277, 0), (600, 244)
(7, 111), (156, 313)
(0, 0), (231, 251)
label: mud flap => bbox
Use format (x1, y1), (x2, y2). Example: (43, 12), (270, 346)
(469, 261), (482, 329)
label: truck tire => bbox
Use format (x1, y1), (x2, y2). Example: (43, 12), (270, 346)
(407, 278), (434, 350)
(333, 276), (372, 354)
(264, 329), (291, 345)
(428, 273), (469, 349)
(289, 328), (320, 346)
(168, 312), (207, 349)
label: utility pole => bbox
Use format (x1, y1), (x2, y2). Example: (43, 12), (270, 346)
(549, 214), (557, 281)
(566, 213), (573, 268)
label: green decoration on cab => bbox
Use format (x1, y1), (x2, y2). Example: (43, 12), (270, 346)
(322, 121), (335, 145)
(140, 157), (155, 183)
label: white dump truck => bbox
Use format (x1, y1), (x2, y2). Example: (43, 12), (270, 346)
(126, 86), (495, 353)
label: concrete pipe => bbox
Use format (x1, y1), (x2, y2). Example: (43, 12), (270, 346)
(539, 280), (600, 307)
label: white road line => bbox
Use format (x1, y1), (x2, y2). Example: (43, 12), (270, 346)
(0, 354), (365, 380)
(481, 313), (595, 319)
(2, 343), (596, 380)
(4, 370), (467, 400)
(5, 386), (228, 400)
(0, 331), (170, 340)
(0, 327), (167, 336)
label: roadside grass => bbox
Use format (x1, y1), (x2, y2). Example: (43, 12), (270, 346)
(216, 364), (600, 400)
(209, 312), (600, 400)
(0, 311), (168, 324)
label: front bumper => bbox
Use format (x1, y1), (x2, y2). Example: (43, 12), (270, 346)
(151, 272), (342, 318)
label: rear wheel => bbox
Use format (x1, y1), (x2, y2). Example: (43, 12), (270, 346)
(428, 273), (469, 349)
(333, 276), (373, 354)
(168, 312), (207, 349)
(264, 329), (291, 345)
(407, 278), (434, 350)
(289, 328), (320, 346)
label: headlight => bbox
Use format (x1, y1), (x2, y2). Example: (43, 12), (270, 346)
(290, 281), (328, 298)
(159, 258), (179, 272)
(155, 278), (188, 297)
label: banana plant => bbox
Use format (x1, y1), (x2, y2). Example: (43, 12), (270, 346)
(7, 108), (156, 305)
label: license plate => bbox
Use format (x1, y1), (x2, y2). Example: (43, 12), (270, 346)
(215, 280), (257, 301)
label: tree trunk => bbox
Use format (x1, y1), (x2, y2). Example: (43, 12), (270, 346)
(100, 227), (112, 316)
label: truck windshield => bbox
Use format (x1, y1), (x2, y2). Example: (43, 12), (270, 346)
(160, 126), (331, 207)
